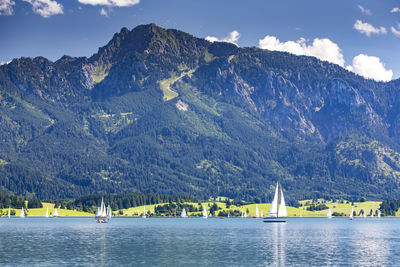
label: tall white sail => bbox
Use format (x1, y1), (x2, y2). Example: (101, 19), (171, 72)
(241, 209), (244, 218)
(260, 210), (263, 218)
(181, 208), (187, 218)
(268, 182), (279, 217)
(19, 207), (25, 218)
(202, 205), (208, 218)
(327, 208), (332, 218)
(277, 187), (287, 217)
(45, 207), (49, 218)
(8, 207), (11, 218)
(54, 208), (59, 217)
(244, 210), (247, 218)
(255, 205), (259, 218)
(363, 209), (366, 218)
(142, 206), (146, 218)
(349, 208), (353, 220)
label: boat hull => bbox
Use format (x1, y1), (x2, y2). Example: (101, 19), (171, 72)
(263, 217), (286, 223)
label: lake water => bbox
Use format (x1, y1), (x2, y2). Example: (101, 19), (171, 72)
(1, 217), (400, 266)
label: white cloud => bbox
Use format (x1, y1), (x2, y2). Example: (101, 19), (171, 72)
(259, 35), (344, 66)
(358, 5), (371, 15)
(77, 0), (140, 7)
(353, 20), (387, 37)
(392, 25), (400, 37)
(23, 0), (63, 18)
(0, 0), (15, 15)
(391, 7), (400, 13)
(205, 30), (240, 46)
(100, 7), (108, 16)
(346, 54), (393, 82)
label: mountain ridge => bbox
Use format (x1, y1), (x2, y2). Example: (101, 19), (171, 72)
(1, 23), (400, 201)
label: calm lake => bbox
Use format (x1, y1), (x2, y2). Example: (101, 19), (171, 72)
(0, 217), (399, 266)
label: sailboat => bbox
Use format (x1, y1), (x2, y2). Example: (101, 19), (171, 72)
(45, 207), (49, 218)
(19, 207), (25, 218)
(378, 210), (381, 218)
(202, 205), (208, 218)
(363, 209), (366, 218)
(241, 209), (244, 218)
(181, 208), (188, 218)
(96, 198), (110, 223)
(142, 206), (146, 218)
(264, 181), (287, 223)
(254, 205), (259, 218)
(8, 207), (11, 218)
(260, 210), (263, 218)
(107, 205), (112, 219)
(227, 211), (230, 218)
(244, 210), (247, 218)
(327, 208), (332, 219)
(53, 208), (59, 217)
(349, 208), (353, 220)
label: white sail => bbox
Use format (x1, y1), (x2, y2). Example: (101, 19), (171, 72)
(19, 207), (25, 218)
(260, 210), (263, 218)
(378, 210), (381, 218)
(327, 208), (332, 218)
(227, 211), (230, 218)
(45, 207), (49, 218)
(349, 208), (353, 219)
(107, 205), (112, 218)
(371, 212), (374, 217)
(202, 205), (208, 218)
(8, 207), (11, 218)
(241, 209), (244, 218)
(255, 205), (259, 218)
(181, 208), (187, 218)
(142, 206), (146, 218)
(54, 208), (59, 217)
(268, 182), (279, 217)
(277, 187), (287, 217)
(363, 209), (366, 218)
(244, 210), (247, 218)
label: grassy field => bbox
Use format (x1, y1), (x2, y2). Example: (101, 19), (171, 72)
(0, 200), (383, 217)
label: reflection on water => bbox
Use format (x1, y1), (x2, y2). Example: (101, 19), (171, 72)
(1, 217), (400, 266)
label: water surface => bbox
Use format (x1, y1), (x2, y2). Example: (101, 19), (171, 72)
(1, 217), (399, 266)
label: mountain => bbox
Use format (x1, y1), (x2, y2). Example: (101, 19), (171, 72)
(1, 23), (400, 201)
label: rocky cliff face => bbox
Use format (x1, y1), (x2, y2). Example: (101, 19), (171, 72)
(0, 23), (400, 200)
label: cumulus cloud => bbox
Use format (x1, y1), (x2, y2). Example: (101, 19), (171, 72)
(205, 30), (240, 46)
(77, 0), (140, 7)
(392, 25), (400, 37)
(346, 54), (393, 82)
(353, 20), (387, 37)
(391, 7), (400, 13)
(259, 35), (344, 66)
(358, 5), (371, 15)
(0, 0), (15, 15)
(23, 0), (63, 17)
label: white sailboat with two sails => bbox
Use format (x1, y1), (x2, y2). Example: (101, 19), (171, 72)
(263, 181), (287, 223)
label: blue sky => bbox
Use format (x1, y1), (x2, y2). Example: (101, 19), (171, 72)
(1, 0), (400, 81)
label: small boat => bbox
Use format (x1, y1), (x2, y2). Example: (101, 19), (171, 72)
(241, 209), (244, 218)
(45, 207), (49, 218)
(260, 210), (263, 218)
(264, 181), (287, 223)
(327, 208), (332, 219)
(363, 209), (366, 218)
(95, 198), (110, 223)
(142, 206), (146, 218)
(107, 205), (112, 219)
(202, 205), (208, 218)
(8, 207), (11, 218)
(254, 204), (259, 218)
(19, 207), (25, 218)
(378, 210), (381, 218)
(349, 208), (353, 220)
(181, 208), (188, 218)
(371, 212), (374, 218)
(227, 211), (230, 218)
(53, 208), (59, 217)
